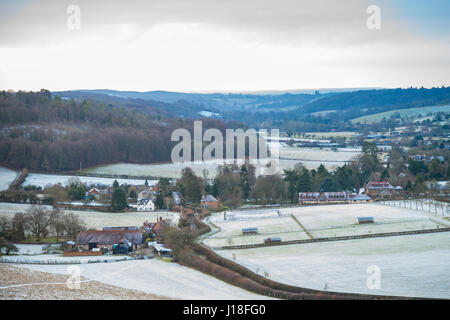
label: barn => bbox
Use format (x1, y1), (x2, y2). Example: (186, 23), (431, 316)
(76, 230), (144, 252)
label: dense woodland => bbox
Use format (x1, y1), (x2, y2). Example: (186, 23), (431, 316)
(0, 90), (224, 172)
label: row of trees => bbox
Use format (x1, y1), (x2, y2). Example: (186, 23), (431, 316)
(0, 206), (86, 243)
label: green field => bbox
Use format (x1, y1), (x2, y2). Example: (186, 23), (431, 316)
(351, 105), (450, 124)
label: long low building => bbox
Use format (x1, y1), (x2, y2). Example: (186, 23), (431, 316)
(299, 192), (373, 204)
(76, 230), (144, 251)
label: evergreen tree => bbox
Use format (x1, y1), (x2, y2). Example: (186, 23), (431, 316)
(111, 187), (127, 211)
(296, 168), (312, 192)
(319, 177), (340, 192)
(240, 165), (251, 200)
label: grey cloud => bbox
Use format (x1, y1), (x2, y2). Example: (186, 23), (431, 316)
(0, 0), (418, 47)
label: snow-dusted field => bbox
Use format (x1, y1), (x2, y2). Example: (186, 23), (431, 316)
(23, 173), (157, 188)
(204, 231), (310, 248)
(218, 232), (450, 299)
(279, 147), (359, 162)
(205, 204), (448, 247)
(83, 149), (355, 179)
(19, 259), (271, 300)
(0, 203), (179, 230)
(14, 244), (47, 255)
(0, 167), (18, 191)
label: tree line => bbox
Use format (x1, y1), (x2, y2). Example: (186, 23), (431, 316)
(0, 206), (87, 255)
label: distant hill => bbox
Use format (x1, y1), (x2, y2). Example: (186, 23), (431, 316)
(351, 105), (450, 124)
(53, 86), (450, 131)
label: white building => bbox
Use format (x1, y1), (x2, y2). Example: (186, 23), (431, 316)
(132, 198), (155, 212)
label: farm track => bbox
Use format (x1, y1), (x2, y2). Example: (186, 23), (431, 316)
(291, 215), (314, 239)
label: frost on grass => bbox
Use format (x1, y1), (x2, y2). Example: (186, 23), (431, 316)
(0, 203), (179, 230)
(19, 259), (270, 300)
(219, 232), (450, 299)
(0, 166), (18, 191)
(205, 204), (448, 246)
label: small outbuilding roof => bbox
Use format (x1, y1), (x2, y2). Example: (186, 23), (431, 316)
(202, 195), (218, 202)
(348, 194), (372, 201)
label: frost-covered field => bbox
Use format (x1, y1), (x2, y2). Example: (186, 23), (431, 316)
(14, 244), (47, 255)
(23, 173), (157, 188)
(83, 147), (357, 178)
(20, 259), (270, 300)
(205, 204), (448, 247)
(218, 232), (450, 299)
(0, 203), (179, 230)
(1, 254), (133, 264)
(0, 167), (18, 191)
(279, 147), (359, 162)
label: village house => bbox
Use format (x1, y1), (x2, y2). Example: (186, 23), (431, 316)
(130, 198), (156, 212)
(364, 181), (395, 200)
(138, 187), (156, 201)
(86, 187), (101, 199)
(201, 195), (219, 209)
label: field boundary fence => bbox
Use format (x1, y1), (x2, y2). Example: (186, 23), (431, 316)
(378, 199), (449, 216)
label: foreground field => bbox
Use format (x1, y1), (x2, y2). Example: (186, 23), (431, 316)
(204, 203), (448, 248)
(0, 203), (178, 230)
(0, 264), (167, 300)
(218, 232), (450, 299)
(15, 259), (270, 300)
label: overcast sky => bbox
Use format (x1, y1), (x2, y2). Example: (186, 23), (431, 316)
(0, 0), (449, 92)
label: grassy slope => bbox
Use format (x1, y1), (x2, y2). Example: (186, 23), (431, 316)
(351, 105), (450, 124)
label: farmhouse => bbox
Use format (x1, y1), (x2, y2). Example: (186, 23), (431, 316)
(201, 195), (219, 209)
(364, 181), (395, 199)
(87, 188), (101, 198)
(138, 187), (156, 201)
(76, 230), (144, 252)
(135, 198), (156, 211)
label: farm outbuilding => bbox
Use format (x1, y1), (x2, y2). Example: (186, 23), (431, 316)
(201, 195), (219, 209)
(152, 242), (173, 257)
(357, 216), (374, 224)
(242, 227), (258, 235)
(76, 230), (144, 252)
(347, 194), (373, 203)
(264, 237), (282, 244)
